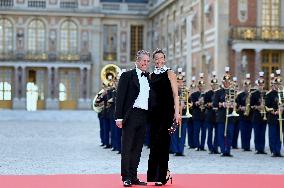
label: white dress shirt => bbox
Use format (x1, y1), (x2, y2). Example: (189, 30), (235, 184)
(133, 68), (150, 110)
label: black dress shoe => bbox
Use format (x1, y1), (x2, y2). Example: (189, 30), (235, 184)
(271, 153), (278, 157)
(123, 180), (132, 187)
(111, 148), (116, 151)
(221, 153), (233, 157)
(155, 182), (163, 186)
(260, 151), (267, 154)
(276, 153), (284, 157)
(243, 149), (252, 152)
(255, 151), (261, 154)
(100, 143), (105, 147)
(214, 151), (221, 154)
(117, 151), (121, 154)
(103, 145), (111, 149)
(175, 152), (185, 156)
(131, 179), (147, 186)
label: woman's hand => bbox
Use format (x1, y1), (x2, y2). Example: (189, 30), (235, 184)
(174, 113), (182, 125)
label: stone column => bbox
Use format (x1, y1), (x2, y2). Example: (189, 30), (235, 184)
(186, 15), (194, 86)
(13, 66), (26, 109)
(21, 66), (26, 99)
(86, 68), (91, 100)
(13, 67), (18, 99)
(46, 67), (59, 109)
(235, 49), (242, 86)
(47, 67), (52, 99)
(255, 49), (262, 80)
(79, 68), (84, 99)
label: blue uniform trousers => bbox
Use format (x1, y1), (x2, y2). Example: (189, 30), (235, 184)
(232, 121), (239, 148)
(193, 120), (206, 149)
(103, 118), (111, 146)
(109, 118), (116, 149)
(205, 122), (218, 152)
(99, 116), (105, 145)
(268, 123), (282, 155)
(253, 121), (267, 152)
(218, 122), (234, 155)
(171, 119), (187, 154)
(239, 119), (252, 150)
(187, 119), (195, 148)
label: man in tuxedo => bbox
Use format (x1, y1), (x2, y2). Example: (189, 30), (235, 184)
(115, 50), (150, 187)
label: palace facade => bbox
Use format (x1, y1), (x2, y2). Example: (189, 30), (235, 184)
(1, 0), (284, 110)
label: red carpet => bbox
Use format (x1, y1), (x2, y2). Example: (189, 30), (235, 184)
(0, 174), (283, 188)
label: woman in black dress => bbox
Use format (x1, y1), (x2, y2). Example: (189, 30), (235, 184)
(147, 49), (181, 185)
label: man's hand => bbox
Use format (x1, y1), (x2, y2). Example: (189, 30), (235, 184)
(116, 120), (123, 128)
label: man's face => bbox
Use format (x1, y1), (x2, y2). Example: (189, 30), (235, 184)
(153, 53), (165, 68)
(223, 80), (230, 88)
(243, 84), (250, 92)
(212, 84), (219, 90)
(258, 84), (264, 91)
(198, 85), (204, 92)
(136, 54), (150, 72)
(177, 80), (183, 89)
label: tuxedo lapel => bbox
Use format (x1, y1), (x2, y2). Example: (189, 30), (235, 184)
(132, 69), (139, 89)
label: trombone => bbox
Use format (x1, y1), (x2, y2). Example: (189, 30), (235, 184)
(178, 86), (192, 138)
(277, 86), (284, 143)
(224, 81), (239, 137)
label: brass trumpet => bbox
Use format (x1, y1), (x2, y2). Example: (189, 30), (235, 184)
(260, 91), (267, 121)
(277, 86), (284, 143)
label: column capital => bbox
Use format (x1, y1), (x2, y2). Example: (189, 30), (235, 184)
(255, 48), (262, 53)
(234, 48), (243, 53)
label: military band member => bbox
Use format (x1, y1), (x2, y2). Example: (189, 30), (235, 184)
(236, 74), (252, 151)
(96, 83), (112, 149)
(250, 71), (267, 154)
(265, 70), (283, 157)
(213, 67), (235, 157)
(97, 84), (107, 147)
(204, 71), (220, 154)
(187, 76), (196, 149)
(190, 73), (206, 151)
(103, 75), (116, 149)
(171, 68), (187, 156)
(232, 76), (240, 149)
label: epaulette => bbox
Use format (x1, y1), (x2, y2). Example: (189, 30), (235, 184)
(215, 88), (222, 92)
(251, 89), (258, 94)
(266, 90), (272, 95)
(236, 91), (243, 96)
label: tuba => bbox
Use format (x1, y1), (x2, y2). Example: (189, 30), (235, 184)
(92, 64), (121, 113)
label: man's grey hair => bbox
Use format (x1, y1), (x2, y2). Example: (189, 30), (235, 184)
(136, 50), (150, 61)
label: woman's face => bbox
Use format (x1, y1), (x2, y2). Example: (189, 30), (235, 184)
(153, 53), (165, 68)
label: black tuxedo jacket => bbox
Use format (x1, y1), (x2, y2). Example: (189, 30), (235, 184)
(115, 69), (150, 122)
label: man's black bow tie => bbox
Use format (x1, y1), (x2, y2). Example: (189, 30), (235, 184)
(141, 72), (149, 77)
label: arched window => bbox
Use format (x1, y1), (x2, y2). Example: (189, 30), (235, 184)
(0, 18), (13, 52)
(27, 19), (46, 52)
(60, 21), (78, 53)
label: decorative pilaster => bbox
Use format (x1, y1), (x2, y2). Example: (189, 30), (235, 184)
(255, 49), (262, 79)
(235, 49), (242, 86)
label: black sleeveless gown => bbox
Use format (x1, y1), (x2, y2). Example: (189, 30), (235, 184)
(147, 70), (175, 184)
